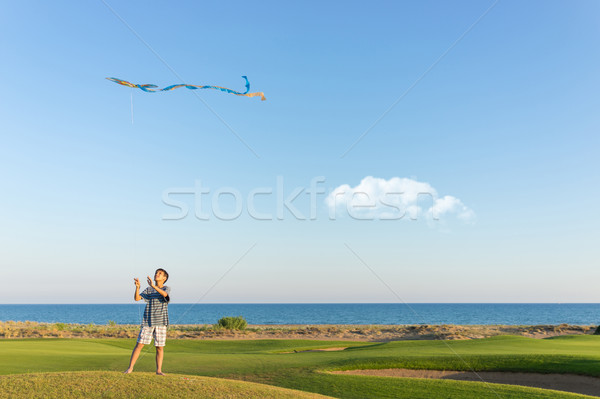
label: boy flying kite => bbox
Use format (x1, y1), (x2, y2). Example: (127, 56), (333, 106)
(124, 268), (171, 375)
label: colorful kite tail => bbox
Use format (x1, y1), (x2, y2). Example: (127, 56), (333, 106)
(106, 76), (266, 100)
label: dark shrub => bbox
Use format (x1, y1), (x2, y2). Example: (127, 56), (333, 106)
(216, 316), (247, 330)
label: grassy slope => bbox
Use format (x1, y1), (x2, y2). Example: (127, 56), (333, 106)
(2, 336), (600, 398)
(0, 371), (334, 399)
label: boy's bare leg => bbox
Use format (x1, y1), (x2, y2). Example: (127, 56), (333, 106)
(155, 346), (165, 375)
(124, 342), (144, 373)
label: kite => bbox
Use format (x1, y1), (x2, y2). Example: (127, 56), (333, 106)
(106, 76), (266, 101)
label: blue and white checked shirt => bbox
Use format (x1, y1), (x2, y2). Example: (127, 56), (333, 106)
(140, 285), (171, 326)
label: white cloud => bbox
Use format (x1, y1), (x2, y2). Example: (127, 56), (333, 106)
(431, 195), (475, 221)
(325, 176), (475, 222)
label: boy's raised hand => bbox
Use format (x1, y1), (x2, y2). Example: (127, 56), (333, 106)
(147, 276), (155, 288)
(134, 278), (140, 288)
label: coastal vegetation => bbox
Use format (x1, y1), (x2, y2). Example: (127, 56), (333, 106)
(0, 321), (594, 340)
(216, 316), (248, 330)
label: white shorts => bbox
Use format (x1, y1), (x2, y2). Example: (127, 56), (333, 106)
(137, 326), (167, 347)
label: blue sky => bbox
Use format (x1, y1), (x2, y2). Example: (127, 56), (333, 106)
(1, 0), (598, 303)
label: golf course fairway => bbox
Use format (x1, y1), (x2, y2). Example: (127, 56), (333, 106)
(2, 335), (600, 398)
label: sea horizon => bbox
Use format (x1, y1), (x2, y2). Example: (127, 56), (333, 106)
(3, 302), (598, 305)
(2, 303), (599, 326)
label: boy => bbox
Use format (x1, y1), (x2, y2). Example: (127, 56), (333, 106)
(124, 268), (171, 375)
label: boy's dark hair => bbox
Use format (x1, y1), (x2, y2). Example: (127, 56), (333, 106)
(156, 268), (169, 282)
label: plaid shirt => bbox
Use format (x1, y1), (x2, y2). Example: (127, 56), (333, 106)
(140, 285), (171, 326)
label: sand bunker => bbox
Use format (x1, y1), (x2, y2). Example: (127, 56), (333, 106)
(282, 347), (348, 353)
(332, 369), (600, 397)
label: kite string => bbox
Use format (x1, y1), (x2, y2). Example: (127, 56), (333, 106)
(130, 92), (134, 125)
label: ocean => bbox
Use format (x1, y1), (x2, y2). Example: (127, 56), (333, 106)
(1, 303), (599, 325)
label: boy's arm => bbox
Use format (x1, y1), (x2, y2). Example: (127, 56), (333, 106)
(154, 287), (169, 300)
(147, 276), (170, 300)
(133, 278), (142, 301)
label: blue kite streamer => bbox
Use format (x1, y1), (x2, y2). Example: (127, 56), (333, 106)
(106, 76), (265, 100)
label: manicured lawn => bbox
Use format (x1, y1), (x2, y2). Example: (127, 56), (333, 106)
(0, 371), (335, 399)
(2, 335), (600, 398)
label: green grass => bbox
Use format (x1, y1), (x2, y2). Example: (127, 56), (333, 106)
(2, 335), (600, 398)
(0, 371), (334, 398)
